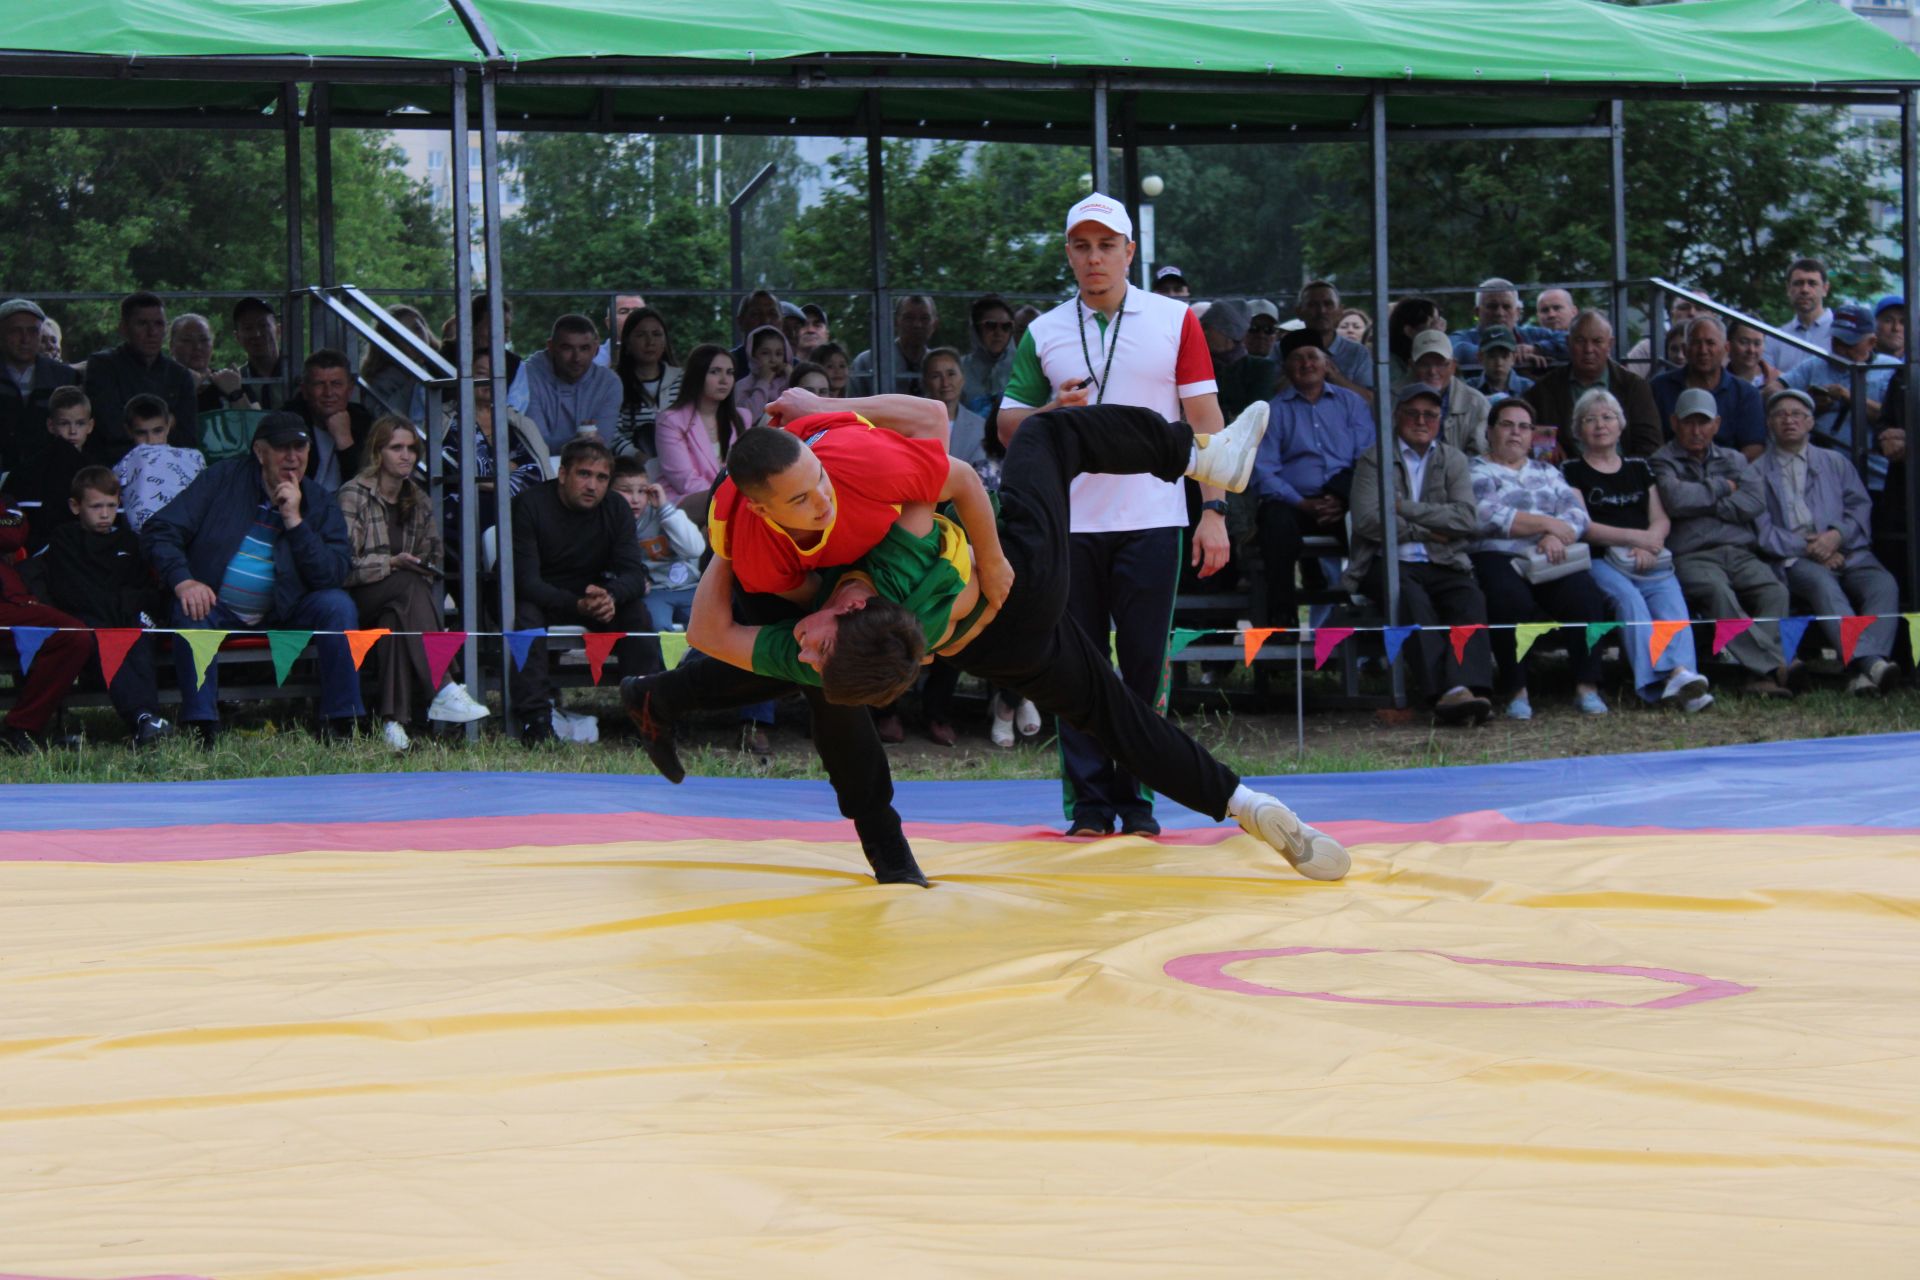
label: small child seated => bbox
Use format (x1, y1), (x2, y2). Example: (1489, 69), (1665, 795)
(112, 393), (205, 532)
(40, 466), (173, 745)
(19, 385), (92, 552)
(612, 455), (703, 632)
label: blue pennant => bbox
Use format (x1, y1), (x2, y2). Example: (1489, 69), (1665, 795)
(1776, 616), (1812, 663)
(9, 625), (55, 675)
(1382, 625), (1419, 665)
(504, 628), (545, 672)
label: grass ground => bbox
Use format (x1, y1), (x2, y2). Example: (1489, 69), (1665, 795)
(2, 657), (1913, 786)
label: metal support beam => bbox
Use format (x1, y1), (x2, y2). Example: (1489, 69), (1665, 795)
(1609, 100), (1629, 346)
(1904, 91), (1920, 604)
(1369, 91), (1405, 708)
(313, 81), (338, 352)
(1090, 75), (1112, 195)
(449, 68), (481, 737)
(1119, 91), (1142, 239)
(279, 83), (305, 398)
(728, 162), (778, 332)
(480, 71), (516, 726)
(865, 95), (894, 394)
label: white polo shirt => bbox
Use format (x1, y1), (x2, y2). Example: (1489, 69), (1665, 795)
(1001, 284), (1217, 533)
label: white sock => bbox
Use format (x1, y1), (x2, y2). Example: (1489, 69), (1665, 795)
(1227, 783), (1263, 819)
(1186, 441), (1202, 474)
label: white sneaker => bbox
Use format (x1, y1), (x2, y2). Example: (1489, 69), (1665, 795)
(1015, 698), (1042, 737)
(1185, 400), (1268, 493)
(1661, 666), (1709, 703)
(1683, 692), (1715, 714)
(380, 720), (411, 753)
(990, 703), (1016, 748)
(427, 682), (491, 723)
(1236, 793), (1350, 882)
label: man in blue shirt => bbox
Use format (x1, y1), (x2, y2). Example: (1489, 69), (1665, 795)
(1650, 316), (1766, 458)
(1252, 330), (1374, 626)
(1775, 302), (1900, 490)
(1450, 277), (1569, 369)
(1294, 281), (1376, 404)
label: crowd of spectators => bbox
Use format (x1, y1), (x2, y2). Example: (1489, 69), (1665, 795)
(0, 254), (1913, 756)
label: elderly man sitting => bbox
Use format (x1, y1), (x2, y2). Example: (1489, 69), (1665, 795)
(1772, 301), (1901, 494)
(1449, 277), (1568, 369)
(1402, 330), (1491, 456)
(1649, 388), (1794, 699)
(1752, 388), (1901, 695)
(1346, 384), (1495, 726)
(1525, 309), (1663, 460)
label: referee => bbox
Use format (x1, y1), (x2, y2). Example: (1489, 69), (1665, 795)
(996, 193), (1230, 838)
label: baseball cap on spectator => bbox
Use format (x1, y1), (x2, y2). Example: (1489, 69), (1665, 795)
(1199, 298), (1249, 340)
(1875, 294), (1905, 317)
(1155, 264), (1188, 287)
(1394, 382), (1443, 409)
(232, 296), (277, 324)
(0, 298), (46, 324)
(1478, 325), (1519, 353)
(1279, 329), (1326, 360)
(778, 300), (805, 321)
(1829, 302), (1875, 343)
(1410, 330), (1453, 364)
(1064, 193), (1132, 239)
(1673, 388), (1719, 421)
(252, 411), (310, 447)
(1248, 299), (1281, 324)
(1767, 388), (1816, 415)
(801, 302), (828, 324)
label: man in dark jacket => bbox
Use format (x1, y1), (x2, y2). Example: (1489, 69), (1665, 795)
(0, 298), (80, 475)
(509, 436), (656, 742)
(1523, 309), (1662, 460)
(82, 291), (200, 462)
(141, 411), (363, 740)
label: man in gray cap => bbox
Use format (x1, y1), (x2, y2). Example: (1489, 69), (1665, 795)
(1403, 329), (1491, 456)
(0, 298), (79, 475)
(1751, 387), (1901, 695)
(1772, 301), (1901, 492)
(1651, 386), (1794, 698)
(140, 410), (364, 743)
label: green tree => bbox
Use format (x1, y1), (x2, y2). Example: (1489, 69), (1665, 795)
(0, 125), (446, 359)
(1295, 101), (1894, 332)
(1129, 142), (1327, 300)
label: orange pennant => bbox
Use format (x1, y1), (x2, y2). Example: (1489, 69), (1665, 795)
(1241, 627), (1279, 666)
(344, 628), (389, 670)
(582, 632), (623, 684)
(1647, 619), (1688, 667)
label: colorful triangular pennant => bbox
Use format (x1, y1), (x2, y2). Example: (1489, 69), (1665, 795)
(504, 628), (543, 671)
(1242, 627), (1279, 666)
(1382, 625), (1417, 665)
(177, 629), (229, 691)
(1167, 627), (1210, 658)
(266, 630), (312, 686)
(94, 628), (142, 689)
(1311, 626), (1354, 670)
(1647, 619), (1687, 667)
(344, 628), (389, 670)
(1837, 615), (1875, 666)
(8, 625), (55, 676)
(660, 631), (689, 669)
(1514, 621), (1558, 661)
(1907, 614), (1920, 664)
(1776, 616), (1811, 663)
(1710, 617), (1753, 655)
(1584, 620), (1621, 649)
(422, 632), (467, 688)
(1448, 624), (1484, 662)
(582, 632), (622, 684)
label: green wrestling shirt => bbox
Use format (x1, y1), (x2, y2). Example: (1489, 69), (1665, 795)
(750, 513), (974, 687)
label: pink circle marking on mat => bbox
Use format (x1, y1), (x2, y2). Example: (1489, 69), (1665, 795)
(1162, 946), (1753, 1009)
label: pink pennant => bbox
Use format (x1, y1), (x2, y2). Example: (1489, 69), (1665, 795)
(1312, 626), (1354, 670)
(421, 631), (467, 688)
(1709, 617), (1753, 655)
(582, 632), (622, 684)
(1449, 624), (1485, 663)
(1838, 615), (1875, 666)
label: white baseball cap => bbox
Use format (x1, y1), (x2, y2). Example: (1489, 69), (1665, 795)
(1064, 192), (1133, 240)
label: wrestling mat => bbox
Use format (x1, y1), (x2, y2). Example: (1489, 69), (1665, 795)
(3, 734), (1917, 1279)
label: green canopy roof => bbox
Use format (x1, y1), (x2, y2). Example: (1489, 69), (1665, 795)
(0, 0), (482, 64)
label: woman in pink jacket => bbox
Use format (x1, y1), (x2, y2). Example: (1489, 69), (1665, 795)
(652, 343), (749, 510)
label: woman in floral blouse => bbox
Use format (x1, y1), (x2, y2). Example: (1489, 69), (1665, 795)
(1467, 396), (1613, 719)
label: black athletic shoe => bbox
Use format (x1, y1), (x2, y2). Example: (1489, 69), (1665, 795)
(855, 812), (931, 887)
(621, 675), (685, 784)
(132, 712), (174, 748)
(0, 725), (41, 755)
(1120, 815), (1162, 838)
(187, 721), (222, 750)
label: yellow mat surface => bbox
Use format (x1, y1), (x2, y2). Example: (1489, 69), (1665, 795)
(4, 820), (1918, 1278)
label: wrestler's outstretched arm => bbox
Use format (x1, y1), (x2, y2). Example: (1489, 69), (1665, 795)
(937, 457), (1013, 607)
(768, 387), (949, 445)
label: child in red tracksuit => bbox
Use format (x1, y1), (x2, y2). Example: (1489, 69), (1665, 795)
(0, 492), (89, 752)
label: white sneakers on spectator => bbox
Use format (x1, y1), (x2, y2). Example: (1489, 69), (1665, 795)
(1015, 698), (1041, 736)
(991, 696), (1043, 748)
(1228, 783), (1350, 881)
(428, 682), (491, 723)
(990, 706), (1016, 748)
(381, 720), (411, 753)
(1186, 401), (1268, 493)
(1848, 659), (1897, 697)
(1661, 667), (1709, 705)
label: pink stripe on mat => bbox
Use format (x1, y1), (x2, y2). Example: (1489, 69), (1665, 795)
(1, 810), (1907, 863)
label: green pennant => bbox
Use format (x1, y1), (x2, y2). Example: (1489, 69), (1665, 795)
(1585, 620), (1622, 648)
(1513, 622), (1559, 661)
(267, 630), (314, 686)
(177, 629), (230, 691)
(1167, 628), (1210, 657)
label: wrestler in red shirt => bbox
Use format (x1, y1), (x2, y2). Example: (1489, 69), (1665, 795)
(708, 389), (1012, 609)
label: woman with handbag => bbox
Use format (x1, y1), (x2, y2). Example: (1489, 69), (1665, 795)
(1563, 389), (1714, 712)
(1468, 397), (1614, 719)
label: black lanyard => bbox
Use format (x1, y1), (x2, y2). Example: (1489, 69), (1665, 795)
(1075, 295), (1125, 405)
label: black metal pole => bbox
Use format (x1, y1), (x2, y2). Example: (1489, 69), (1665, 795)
(1903, 90), (1920, 607)
(480, 71), (516, 727)
(728, 162), (778, 320)
(1370, 90), (1404, 708)
(314, 81), (337, 353)
(1609, 100), (1628, 344)
(865, 95), (893, 394)
(280, 82), (305, 395)
(1120, 91), (1141, 248)
(450, 68), (481, 729)
(1091, 76), (1111, 196)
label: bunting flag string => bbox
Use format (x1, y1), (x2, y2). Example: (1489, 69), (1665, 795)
(1776, 616), (1811, 664)
(267, 630), (314, 686)
(1448, 624), (1484, 662)
(1907, 613), (1920, 661)
(1837, 615), (1876, 667)
(344, 629), (389, 671)
(176, 630), (229, 691)
(1710, 617), (1753, 655)
(421, 632), (468, 688)
(504, 629), (543, 672)
(8, 625), (55, 676)
(659, 631), (690, 670)
(1647, 619), (1687, 667)
(1166, 628), (1210, 659)
(1381, 626), (1418, 665)
(1242, 627), (1279, 667)
(1513, 622), (1559, 661)
(94, 628), (142, 689)
(1311, 627), (1354, 670)
(581, 633), (623, 684)
(1585, 620), (1621, 648)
